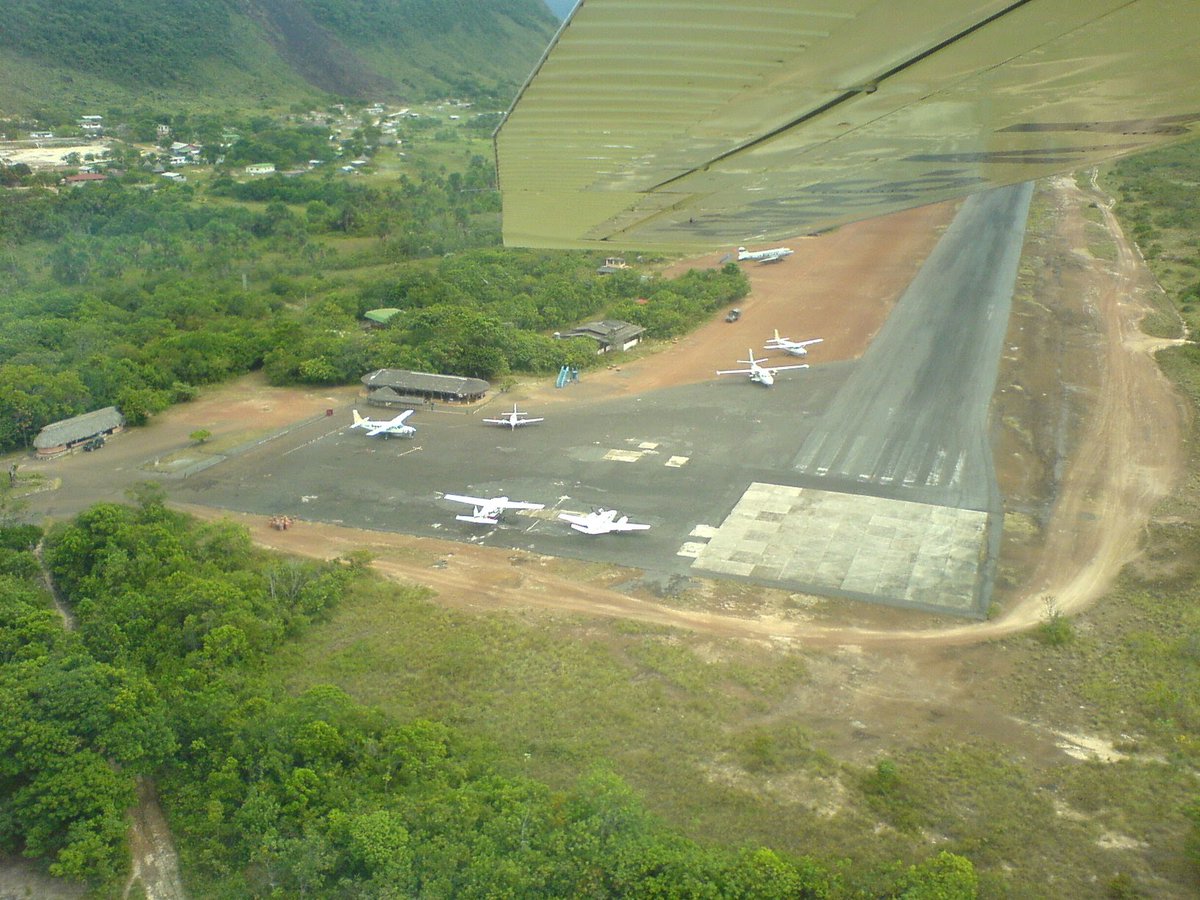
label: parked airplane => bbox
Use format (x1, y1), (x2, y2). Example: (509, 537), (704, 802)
(559, 508), (651, 535)
(483, 404), (544, 429)
(737, 246), (793, 263)
(765, 329), (824, 358)
(351, 408), (415, 438)
(717, 349), (808, 386)
(443, 493), (545, 525)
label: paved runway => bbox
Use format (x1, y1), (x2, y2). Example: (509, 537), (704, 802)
(174, 185), (1031, 616)
(789, 184), (1032, 512)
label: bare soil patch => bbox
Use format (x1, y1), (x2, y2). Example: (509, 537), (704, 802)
(521, 202), (957, 404)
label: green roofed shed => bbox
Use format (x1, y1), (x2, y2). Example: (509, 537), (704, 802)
(364, 308), (401, 325)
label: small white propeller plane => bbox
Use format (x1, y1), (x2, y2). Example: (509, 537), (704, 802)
(737, 245), (793, 263)
(442, 493), (545, 526)
(717, 349), (808, 386)
(482, 404), (544, 429)
(765, 329), (824, 358)
(351, 408), (416, 438)
(558, 508), (651, 535)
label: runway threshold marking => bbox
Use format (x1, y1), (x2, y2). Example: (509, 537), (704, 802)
(604, 449), (643, 462)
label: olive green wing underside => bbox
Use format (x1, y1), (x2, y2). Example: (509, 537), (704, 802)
(495, 0), (1200, 252)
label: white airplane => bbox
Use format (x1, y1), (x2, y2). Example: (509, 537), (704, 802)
(717, 349), (808, 386)
(351, 408), (415, 438)
(482, 404), (544, 429)
(765, 329), (824, 358)
(443, 493), (545, 525)
(737, 246), (793, 263)
(559, 508), (651, 535)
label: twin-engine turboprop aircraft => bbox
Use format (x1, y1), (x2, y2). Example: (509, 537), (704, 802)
(441, 494), (650, 535)
(765, 329), (824, 358)
(737, 246), (793, 263)
(558, 508), (651, 535)
(352, 408), (415, 438)
(442, 493), (545, 526)
(717, 350), (808, 386)
(482, 404), (544, 429)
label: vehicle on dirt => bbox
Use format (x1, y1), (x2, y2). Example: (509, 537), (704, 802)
(82, 436), (105, 451)
(725, 308), (742, 322)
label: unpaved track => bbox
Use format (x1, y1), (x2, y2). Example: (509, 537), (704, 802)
(124, 778), (185, 900)
(179, 174), (1186, 648)
(1004, 175), (1188, 629)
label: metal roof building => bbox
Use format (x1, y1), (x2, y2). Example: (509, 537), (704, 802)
(362, 369), (490, 405)
(363, 308), (402, 326)
(557, 320), (645, 353)
(33, 407), (126, 458)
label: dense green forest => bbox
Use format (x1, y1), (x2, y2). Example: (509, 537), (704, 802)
(0, 500), (979, 895)
(0, 0), (556, 111)
(0, 129), (748, 453)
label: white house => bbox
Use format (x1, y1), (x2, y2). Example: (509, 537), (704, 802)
(244, 163), (276, 176)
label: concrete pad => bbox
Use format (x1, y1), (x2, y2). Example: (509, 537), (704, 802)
(692, 483), (989, 616)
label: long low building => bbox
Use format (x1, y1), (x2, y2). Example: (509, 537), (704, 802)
(33, 407), (126, 458)
(361, 369), (490, 406)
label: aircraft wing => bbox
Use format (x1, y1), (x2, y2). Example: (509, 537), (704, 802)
(500, 499), (545, 511)
(443, 493), (492, 507)
(607, 520), (650, 532)
(769, 364), (811, 373)
(364, 409), (414, 435)
(481, 418), (508, 426)
(496, 1), (1200, 252)
(513, 417), (544, 426)
(559, 511), (649, 534)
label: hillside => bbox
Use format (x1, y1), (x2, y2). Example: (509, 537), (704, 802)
(0, 0), (557, 114)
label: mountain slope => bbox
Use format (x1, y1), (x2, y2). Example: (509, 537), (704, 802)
(0, 0), (557, 112)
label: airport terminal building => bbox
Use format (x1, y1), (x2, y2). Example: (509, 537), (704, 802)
(362, 369), (490, 406)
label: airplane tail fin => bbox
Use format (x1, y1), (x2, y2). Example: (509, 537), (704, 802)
(352, 409), (364, 426)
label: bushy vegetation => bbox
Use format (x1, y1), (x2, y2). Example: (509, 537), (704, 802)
(1, 0), (234, 85)
(1107, 137), (1200, 337)
(0, 498), (982, 895)
(0, 148), (746, 452)
(0, 0), (555, 108)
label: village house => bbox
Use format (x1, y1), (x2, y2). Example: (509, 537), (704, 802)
(556, 320), (645, 354)
(61, 173), (107, 186)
